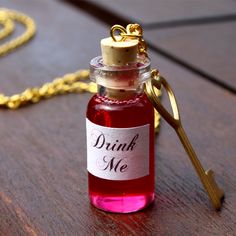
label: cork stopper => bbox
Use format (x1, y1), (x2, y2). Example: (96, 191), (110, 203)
(101, 37), (138, 66)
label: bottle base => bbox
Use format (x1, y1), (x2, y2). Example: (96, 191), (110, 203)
(90, 193), (154, 213)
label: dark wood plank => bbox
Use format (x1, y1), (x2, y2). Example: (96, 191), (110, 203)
(90, 0), (236, 24)
(145, 22), (236, 91)
(66, 0), (236, 93)
(146, 50), (236, 235)
(0, 0), (236, 235)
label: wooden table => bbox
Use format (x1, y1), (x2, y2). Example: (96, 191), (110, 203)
(1, 0), (236, 235)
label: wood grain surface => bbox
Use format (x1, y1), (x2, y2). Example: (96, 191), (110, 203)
(91, 0), (236, 24)
(0, 0), (236, 235)
(145, 22), (236, 91)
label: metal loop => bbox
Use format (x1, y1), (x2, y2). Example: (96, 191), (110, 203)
(110, 24), (127, 42)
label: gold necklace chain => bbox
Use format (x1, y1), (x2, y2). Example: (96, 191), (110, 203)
(0, 8), (95, 109)
(0, 8), (35, 56)
(0, 8), (160, 132)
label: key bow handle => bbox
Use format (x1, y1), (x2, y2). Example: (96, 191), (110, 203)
(145, 69), (180, 129)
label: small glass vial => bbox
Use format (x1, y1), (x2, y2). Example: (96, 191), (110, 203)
(86, 37), (155, 213)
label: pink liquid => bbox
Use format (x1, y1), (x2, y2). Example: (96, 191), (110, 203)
(86, 92), (155, 213)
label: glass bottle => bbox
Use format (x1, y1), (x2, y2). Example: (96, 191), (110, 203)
(86, 38), (155, 213)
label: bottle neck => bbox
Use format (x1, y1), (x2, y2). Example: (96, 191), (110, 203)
(98, 84), (144, 100)
(90, 56), (151, 93)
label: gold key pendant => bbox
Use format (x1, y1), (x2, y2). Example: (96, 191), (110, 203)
(145, 69), (224, 210)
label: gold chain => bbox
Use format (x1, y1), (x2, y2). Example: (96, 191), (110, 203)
(0, 9), (160, 132)
(0, 8), (35, 56)
(0, 8), (94, 109)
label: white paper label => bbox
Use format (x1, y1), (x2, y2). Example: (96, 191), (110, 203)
(86, 119), (150, 180)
